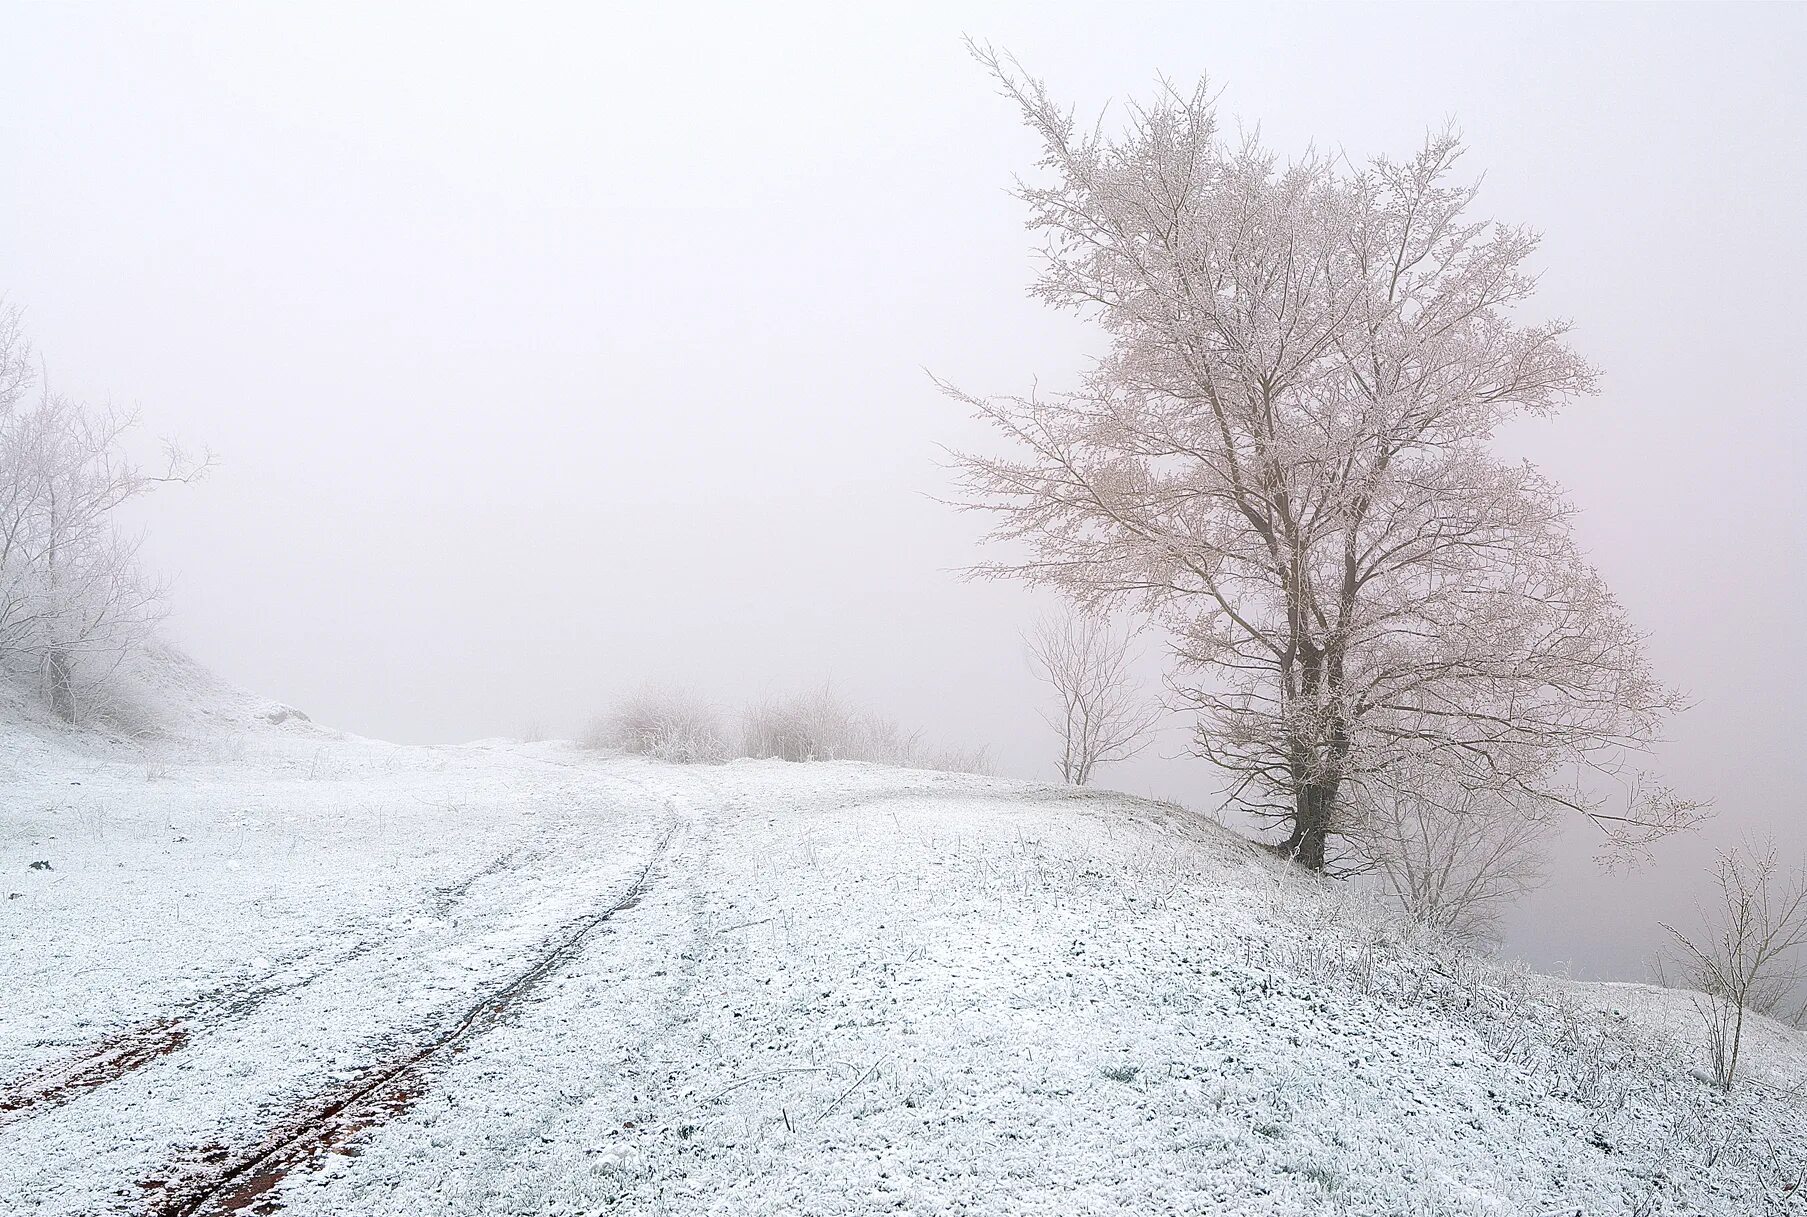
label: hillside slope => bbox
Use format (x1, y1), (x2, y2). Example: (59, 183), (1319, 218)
(2, 721), (1803, 1215)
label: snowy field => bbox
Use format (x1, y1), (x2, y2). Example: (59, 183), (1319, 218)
(4, 708), (1806, 1215)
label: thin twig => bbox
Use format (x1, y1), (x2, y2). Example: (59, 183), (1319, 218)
(814, 1053), (889, 1126)
(709, 1066), (831, 1100)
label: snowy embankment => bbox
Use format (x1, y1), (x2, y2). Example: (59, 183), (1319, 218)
(3, 707), (1805, 1215)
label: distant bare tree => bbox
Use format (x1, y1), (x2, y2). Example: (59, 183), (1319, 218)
(1024, 610), (1159, 785)
(0, 302), (209, 722)
(1663, 841), (1807, 1091)
(941, 45), (1703, 870)
(1351, 759), (1555, 940)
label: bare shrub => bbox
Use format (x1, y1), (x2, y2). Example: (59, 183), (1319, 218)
(1662, 839), (1807, 1091)
(740, 686), (873, 762)
(586, 687), (728, 764)
(738, 686), (988, 774)
(1350, 759), (1557, 942)
(914, 741), (992, 776)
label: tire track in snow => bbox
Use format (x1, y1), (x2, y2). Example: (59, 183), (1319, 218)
(139, 822), (679, 1217)
(426, 846), (524, 915)
(0, 847), (530, 1129)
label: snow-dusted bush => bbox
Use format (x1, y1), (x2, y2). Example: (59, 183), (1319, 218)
(739, 687), (863, 763)
(737, 687), (988, 774)
(586, 687), (728, 764)
(913, 741), (992, 776)
(583, 686), (987, 773)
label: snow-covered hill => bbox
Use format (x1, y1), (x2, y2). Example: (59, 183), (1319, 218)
(3, 712), (1804, 1215)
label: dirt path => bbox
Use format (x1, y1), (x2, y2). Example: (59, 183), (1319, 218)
(138, 823), (679, 1217)
(0, 846), (538, 1130)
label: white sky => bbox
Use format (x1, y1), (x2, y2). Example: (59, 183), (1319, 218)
(3, 1), (1804, 980)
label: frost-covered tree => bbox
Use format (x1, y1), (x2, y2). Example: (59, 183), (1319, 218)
(942, 47), (1700, 870)
(1024, 609), (1159, 785)
(0, 302), (208, 722)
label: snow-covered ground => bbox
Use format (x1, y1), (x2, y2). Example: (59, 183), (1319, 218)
(4, 697), (1805, 1214)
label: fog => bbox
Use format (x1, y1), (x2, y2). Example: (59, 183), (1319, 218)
(4, 3), (1803, 982)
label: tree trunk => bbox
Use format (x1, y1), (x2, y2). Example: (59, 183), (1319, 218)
(47, 648), (76, 723)
(1270, 774), (1337, 870)
(1294, 779), (1333, 870)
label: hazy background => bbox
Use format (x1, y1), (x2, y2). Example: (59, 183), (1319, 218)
(3, 2), (1803, 982)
